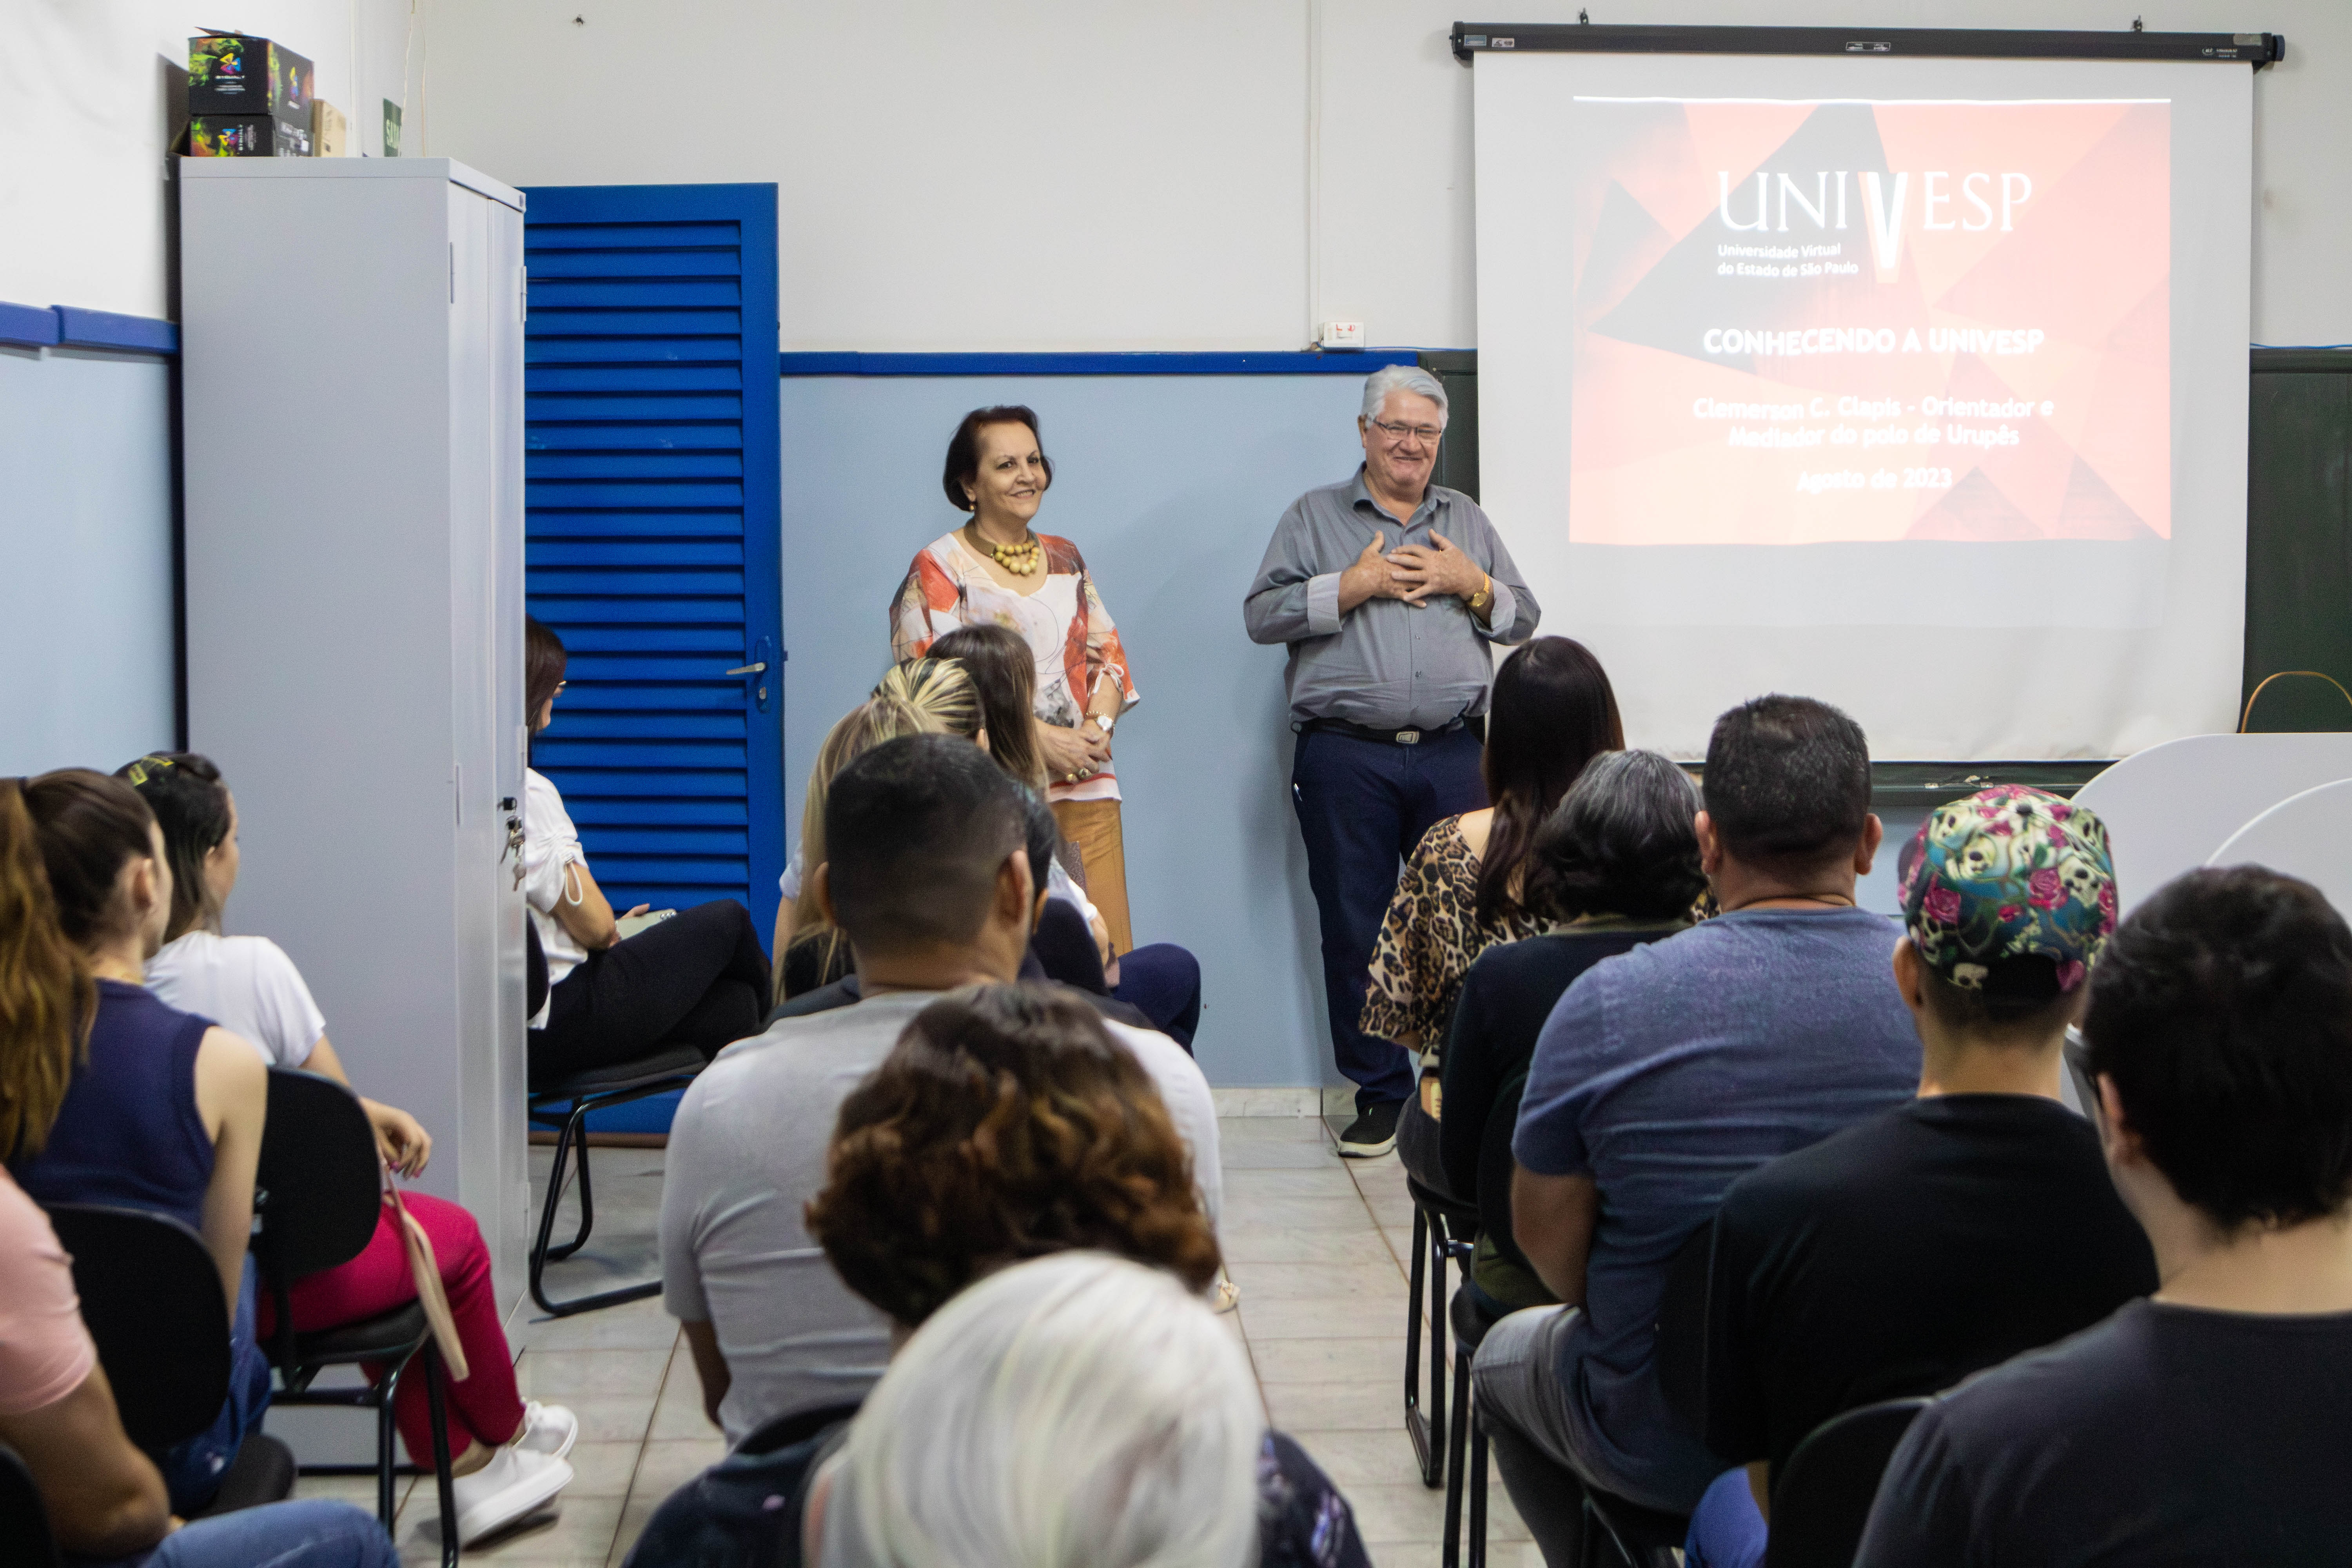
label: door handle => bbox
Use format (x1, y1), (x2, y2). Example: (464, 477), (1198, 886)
(725, 662), (767, 676)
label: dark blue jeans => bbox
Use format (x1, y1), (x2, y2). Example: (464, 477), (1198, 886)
(1291, 726), (1486, 1112)
(76, 1500), (396, 1568)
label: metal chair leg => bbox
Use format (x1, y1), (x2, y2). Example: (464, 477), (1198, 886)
(542, 1107), (595, 1262)
(1406, 1205), (1434, 1482)
(1468, 1413), (1488, 1568)
(1443, 1334), (1474, 1567)
(1426, 1214), (1450, 1489)
(374, 1357), (400, 1529)
(529, 1091), (668, 1317)
(423, 1344), (458, 1568)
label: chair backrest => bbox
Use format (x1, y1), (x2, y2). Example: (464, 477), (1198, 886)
(1031, 898), (1108, 994)
(1474, 1067), (1542, 1283)
(1652, 1217), (1715, 1441)
(526, 914), (549, 1021)
(42, 1203), (230, 1452)
(256, 1068), (383, 1281)
(0, 1443), (60, 1568)
(1764, 1397), (1933, 1568)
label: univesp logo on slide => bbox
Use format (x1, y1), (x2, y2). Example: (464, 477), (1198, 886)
(1565, 97), (2170, 546)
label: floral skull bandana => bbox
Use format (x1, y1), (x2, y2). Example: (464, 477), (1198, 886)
(1898, 785), (2117, 996)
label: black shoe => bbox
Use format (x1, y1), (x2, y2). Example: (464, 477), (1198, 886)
(1338, 1100), (1401, 1158)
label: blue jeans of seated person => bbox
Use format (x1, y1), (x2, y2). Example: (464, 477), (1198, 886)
(161, 1256), (272, 1515)
(74, 1499), (396, 1568)
(1114, 944), (1203, 1051)
(1684, 1468), (1769, 1568)
(1291, 725), (1486, 1113)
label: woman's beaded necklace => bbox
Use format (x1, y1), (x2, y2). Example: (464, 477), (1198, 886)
(968, 522), (1043, 576)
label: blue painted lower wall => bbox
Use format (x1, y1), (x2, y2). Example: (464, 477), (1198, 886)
(781, 374), (1372, 1091)
(0, 348), (177, 776)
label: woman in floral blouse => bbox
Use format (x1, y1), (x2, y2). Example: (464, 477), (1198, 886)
(891, 405), (1141, 950)
(1361, 636), (1623, 1197)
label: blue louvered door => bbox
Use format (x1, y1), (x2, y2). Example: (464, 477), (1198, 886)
(519, 183), (783, 945)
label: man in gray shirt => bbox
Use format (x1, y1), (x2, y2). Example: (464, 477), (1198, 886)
(1244, 364), (1539, 1155)
(660, 735), (1218, 1443)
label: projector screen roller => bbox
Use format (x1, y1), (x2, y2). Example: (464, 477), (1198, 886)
(1474, 53), (2251, 760)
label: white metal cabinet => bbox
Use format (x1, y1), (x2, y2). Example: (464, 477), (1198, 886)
(180, 159), (528, 1312)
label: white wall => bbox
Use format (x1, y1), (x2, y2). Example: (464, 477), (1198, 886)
(0, 0), (418, 319)
(423, 0), (2352, 350)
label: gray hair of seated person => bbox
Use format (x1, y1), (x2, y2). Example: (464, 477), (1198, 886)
(818, 1251), (1262, 1568)
(1361, 363), (1449, 426)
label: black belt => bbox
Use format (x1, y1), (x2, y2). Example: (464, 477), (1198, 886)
(1301, 716), (1481, 746)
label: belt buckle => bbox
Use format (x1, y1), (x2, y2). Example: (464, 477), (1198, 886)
(1396, 728), (1421, 745)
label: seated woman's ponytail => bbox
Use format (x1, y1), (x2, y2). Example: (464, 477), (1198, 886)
(0, 777), (96, 1160)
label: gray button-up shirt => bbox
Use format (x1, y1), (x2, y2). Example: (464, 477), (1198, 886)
(1244, 467), (1540, 729)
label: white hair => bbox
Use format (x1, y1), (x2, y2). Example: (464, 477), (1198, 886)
(1361, 363), (1449, 426)
(819, 1252), (1263, 1568)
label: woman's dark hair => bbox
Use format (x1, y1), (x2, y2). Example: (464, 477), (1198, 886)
(1, 771), (158, 1158)
(1475, 637), (1624, 924)
(2083, 866), (2352, 1231)
(525, 617), (568, 735)
(117, 753), (232, 941)
(1523, 750), (1706, 924)
(808, 983), (1219, 1327)
(930, 624), (1049, 791)
(941, 405), (1053, 514)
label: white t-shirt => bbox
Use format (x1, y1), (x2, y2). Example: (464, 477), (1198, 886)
(521, 767), (591, 1022)
(662, 989), (1221, 1444)
(145, 929), (327, 1069)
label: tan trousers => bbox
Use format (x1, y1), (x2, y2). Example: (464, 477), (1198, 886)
(1051, 798), (1133, 955)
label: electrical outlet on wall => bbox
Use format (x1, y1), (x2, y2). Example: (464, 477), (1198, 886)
(1318, 320), (1365, 349)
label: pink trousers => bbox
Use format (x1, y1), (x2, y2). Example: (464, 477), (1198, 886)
(258, 1191), (526, 1465)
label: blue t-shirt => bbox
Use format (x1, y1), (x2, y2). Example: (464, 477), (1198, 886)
(1512, 907), (1921, 1510)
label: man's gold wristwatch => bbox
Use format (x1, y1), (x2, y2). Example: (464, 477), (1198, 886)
(1466, 573), (1493, 613)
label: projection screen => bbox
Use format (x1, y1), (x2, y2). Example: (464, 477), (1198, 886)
(1472, 50), (2252, 759)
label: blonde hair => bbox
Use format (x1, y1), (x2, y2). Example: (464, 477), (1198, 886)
(819, 1252), (1262, 1568)
(872, 657), (981, 741)
(786, 694), (949, 993)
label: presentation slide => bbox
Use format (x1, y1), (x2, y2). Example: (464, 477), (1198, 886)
(1476, 55), (2250, 761)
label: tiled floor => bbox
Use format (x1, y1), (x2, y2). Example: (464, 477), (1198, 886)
(294, 1119), (1541, 1566)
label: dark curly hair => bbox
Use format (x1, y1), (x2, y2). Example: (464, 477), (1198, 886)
(807, 983), (1220, 1326)
(1523, 750), (1706, 923)
(116, 752), (232, 941)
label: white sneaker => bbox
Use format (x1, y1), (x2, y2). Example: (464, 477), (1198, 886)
(452, 1445), (573, 1546)
(512, 1399), (579, 1460)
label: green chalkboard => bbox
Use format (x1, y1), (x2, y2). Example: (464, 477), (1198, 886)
(2245, 349), (2352, 733)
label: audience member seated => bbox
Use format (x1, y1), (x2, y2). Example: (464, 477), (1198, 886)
(1857, 866), (2352, 1565)
(1476, 695), (1920, 1548)
(775, 659), (976, 998)
(635, 984), (1362, 1567)
(522, 618), (773, 1082)
(1688, 787), (2154, 1567)
(120, 753), (578, 1542)
(811, 1252), (1289, 1568)
(931, 623), (1204, 1047)
(659, 735), (1219, 1445)
(1438, 750), (1704, 1316)
(0, 1158), (396, 1567)
(1361, 635), (1621, 1181)
(2, 770), (270, 1513)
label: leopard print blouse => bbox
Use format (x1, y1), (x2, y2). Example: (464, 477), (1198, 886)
(1359, 815), (1550, 1053)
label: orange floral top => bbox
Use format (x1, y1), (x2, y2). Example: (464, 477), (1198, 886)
(890, 530), (1139, 804)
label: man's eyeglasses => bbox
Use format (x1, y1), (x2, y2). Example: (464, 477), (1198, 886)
(1370, 417), (1443, 447)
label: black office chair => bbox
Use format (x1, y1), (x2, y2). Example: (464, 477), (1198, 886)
(1404, 1172), (1481, 1488)
(1439, 1243), (1495, 1568)
(1569, 1220), (1715, 1568)
(1764, 1398), (1931, 1568)
(1654, 1218), (1716, 1442)
(0, 1443), (60, 1568)
(42, 1205), (229, 1454)
(254, 1067), (458, 1568)
(525, 918), (706, 1316)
